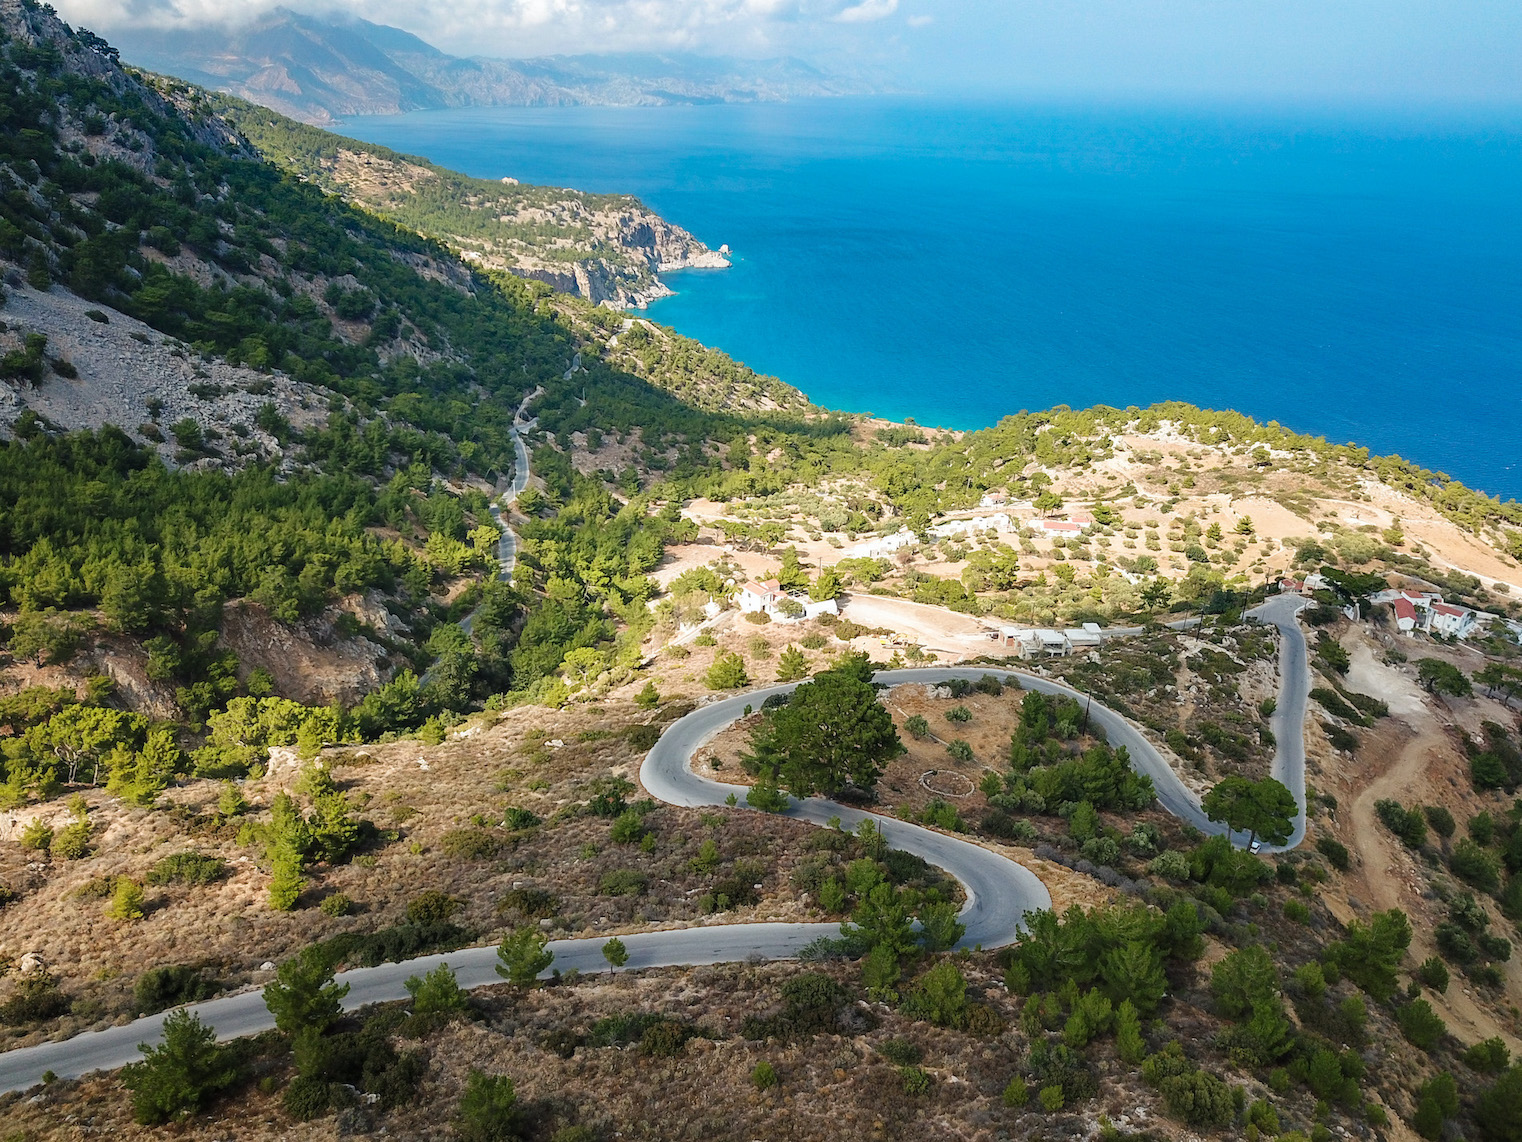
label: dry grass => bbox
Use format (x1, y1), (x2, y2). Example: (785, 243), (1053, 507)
(0, 697), (838, 1051)
(0, 954), (1154, 1142)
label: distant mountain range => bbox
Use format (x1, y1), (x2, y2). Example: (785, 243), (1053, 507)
(110, 7), (877, 124)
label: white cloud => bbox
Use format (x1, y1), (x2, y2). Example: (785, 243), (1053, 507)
(906, 13), (931, 28)
(833, 0), (895, 23)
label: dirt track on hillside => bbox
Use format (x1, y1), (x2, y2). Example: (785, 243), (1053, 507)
(1331, 636), (1521, 1052)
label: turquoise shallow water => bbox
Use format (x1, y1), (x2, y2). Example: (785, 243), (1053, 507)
(344, 99), (1522, 498)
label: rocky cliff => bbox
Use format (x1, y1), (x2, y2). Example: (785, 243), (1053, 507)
(218, 99), (729, 308)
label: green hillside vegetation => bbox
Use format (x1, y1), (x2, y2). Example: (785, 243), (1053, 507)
(211, 93), (655, 269)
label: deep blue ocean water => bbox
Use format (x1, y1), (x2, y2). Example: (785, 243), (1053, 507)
(344, 99), (1522, 499)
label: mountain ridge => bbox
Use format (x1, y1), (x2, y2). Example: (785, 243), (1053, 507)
(108, 6), (875, 125)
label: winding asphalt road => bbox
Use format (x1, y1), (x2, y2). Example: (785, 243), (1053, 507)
(0, 595), (1310, 1092)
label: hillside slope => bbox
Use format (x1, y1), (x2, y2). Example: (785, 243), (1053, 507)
(213, 94), (729, 308)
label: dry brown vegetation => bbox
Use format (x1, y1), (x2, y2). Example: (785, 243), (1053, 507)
(0, 697), (845, 1050)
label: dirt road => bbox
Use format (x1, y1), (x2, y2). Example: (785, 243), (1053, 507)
(1335, 637), (1520, 1052)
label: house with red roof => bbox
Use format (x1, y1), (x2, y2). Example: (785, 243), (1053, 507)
(1429, 601), (1478, 639)
(1390, 597), (1419, 633)
(1028, 519), (1086, 537)
(736, 578), (782, 614)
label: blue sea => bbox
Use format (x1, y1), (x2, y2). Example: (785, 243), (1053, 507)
(344, 99), (1522, 499)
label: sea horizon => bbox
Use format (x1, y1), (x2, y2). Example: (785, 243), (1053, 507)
(344, 96), (1522, 500)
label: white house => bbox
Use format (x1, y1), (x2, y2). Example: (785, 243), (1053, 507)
(735, 578), (838, 623)
(1429, 602), (1478, 639)
(847, 528), (916, 559)
(995, 627), (1073, 658)
(797, 595), (840, 620)
(1370, 588), (1439, 611)
(929, 513), (1011, 540)
(1064, 623), (1104, 649)
(1390, 597), (1420, 634)
(736, 578), (782, 614)
(1371, 587), (1496, 640)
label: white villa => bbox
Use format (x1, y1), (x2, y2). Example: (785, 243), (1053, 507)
(928, 513), (1011, 540)
(993, 622), (1105, 658)
(1362, 587), (1493, 640)
(846, 528), (917, 560)
(735, 578), (839, 623)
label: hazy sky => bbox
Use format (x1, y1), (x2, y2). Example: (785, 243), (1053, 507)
(53, 0), (1522, 104)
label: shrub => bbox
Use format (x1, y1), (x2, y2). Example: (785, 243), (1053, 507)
(904, 714), (930, 738)
(0, 971), (70, 1024)
(319, 892), (353, 917)
(405, 963), (468, 1016)
(147, 851), (227, 886)
(878, 1037), (923, 1065)
(610, 809), (648, 844)
(900, 1066), (932, 1096)
(640, 1018), (695, 1057)
(1003, 1076), (1029, 1107)
(1315, 836), (1350, 871)
(499, 887), (559, 919)
(440, 828), (501, 861)
(1293, 962), (1327, 1000)
(1284, 899), (1311, 924)
(1159, 1069), (1236, 1127)
(1374, 800), (1426, 848)
(751, 1061), (778, 1090)
(1149, 850), (1191, 881)
(1396, 999), (1447, 1051)
(502, 806), (542, 830)
(19, 818), (53, 852)
(741, 973), (853, 1041)
(900, 960), (969, 1029)
(1417, 957), (1450, 993)
(407, 890), (464, 926)
(282, 1073), (331, 1121)
(134, 965), (215, 1015)
(946, 739), (974, 762)
(1038, 1084), (1065, 1111)
(746, 782), (788, 812)
(121, 1009), (237, 1125)
(599, 868), (649, 896)
(1436, 922), (1478, 963)
(1451, 838), (1501, 893)
(1465, 1038), (1512, 1074)
(50, 819), (92, 860)
(1424, 805), (1457, 839)
(454, 1070), (520, 1142)
(945, 705), (972, 723)
(495, 926), (553, 987)
(109, 878), (147, 921)
(704, 651), (749, 690)
(1478, 932), (1512, 961)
